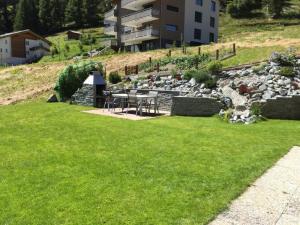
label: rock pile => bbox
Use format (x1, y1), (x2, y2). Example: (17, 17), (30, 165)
(130, 53), (300, 123)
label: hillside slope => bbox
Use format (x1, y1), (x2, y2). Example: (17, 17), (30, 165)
(1, 8), (300, 105)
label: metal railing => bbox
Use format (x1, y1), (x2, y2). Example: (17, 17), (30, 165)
(121, 0), (154, 8)
(122, 8), (160, 24)
(104, 25), (117, 34)
(104, 8), (117, 19)
(121, 27), (159, 42)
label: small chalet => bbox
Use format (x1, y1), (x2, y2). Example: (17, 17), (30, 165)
(0, 29), (51, 65)
(67, 30), (82, 40)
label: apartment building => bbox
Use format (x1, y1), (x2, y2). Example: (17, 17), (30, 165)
(0, 30), (51, 65)
(104, 0), (219, 52)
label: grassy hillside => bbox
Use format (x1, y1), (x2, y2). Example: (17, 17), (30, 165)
(1, 2), (300, 105)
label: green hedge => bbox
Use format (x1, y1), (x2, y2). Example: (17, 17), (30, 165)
(54, 61), (103, 101)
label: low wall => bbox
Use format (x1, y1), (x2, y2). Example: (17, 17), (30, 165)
(171, 97), (223, 116)
(260, 95), (300, 120)
(135, 89), (186, 111)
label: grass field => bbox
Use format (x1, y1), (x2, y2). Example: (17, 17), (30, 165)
(0, 102), (299, 224)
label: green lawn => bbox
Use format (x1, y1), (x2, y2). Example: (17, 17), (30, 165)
(0, 102), (299, 225)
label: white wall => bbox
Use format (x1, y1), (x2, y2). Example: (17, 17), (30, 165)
(184, 0), (219, 44)
(0, 37), (12, 65)
(25, 39), (50, 61)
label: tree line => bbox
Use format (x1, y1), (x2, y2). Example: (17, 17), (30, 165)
(224, 0), (292, 18)
(0, 0), (112, 35)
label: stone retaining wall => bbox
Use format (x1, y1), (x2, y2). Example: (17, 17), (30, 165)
(134, 89), (185, 111)
(260, 95), (300, 120)
(171, 97), (223, 116)
(71, 85), (94, 106)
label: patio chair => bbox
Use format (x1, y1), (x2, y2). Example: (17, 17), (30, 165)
(127, 94), (140, 115)
(103, 91), (120, 111)
(146, 91), (160, 114)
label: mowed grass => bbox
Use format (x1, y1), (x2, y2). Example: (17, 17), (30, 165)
(0, 102), (300, 225)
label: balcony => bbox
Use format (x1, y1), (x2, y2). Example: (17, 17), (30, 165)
(121, 27), (159, 45)
(121, 0), (156, 10)
(122, 8), (160, 27)
(104, 25), (117, 36)
(104, 8), (117, 22)
(102, 39), (118, 47)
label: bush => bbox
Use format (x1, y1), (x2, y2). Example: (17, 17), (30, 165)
(193, 69), (211, 83)
(279, 66), (295, 77)
(207, 61), (223, 75)
(109, 72), (122, 84)
(205, 77), (218, 89)
(270, 52), (297, 67)
(183, 70), (196, 80)
(54, 61), (103, 101)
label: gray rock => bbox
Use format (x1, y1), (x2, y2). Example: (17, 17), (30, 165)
(263, 90), (276, 99)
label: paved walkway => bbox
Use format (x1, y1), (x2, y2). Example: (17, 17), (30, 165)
(83, 108), (169, 121)
(210, 146), (300, 225)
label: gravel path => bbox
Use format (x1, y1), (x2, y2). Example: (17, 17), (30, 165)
(210, 146), (300, 225)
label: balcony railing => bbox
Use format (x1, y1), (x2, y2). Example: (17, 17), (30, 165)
(122, 8), (160, 27)
(104, 25), (117, 35)
(104, 8), (117, 21)
(102, 39), (118, 47)
(121, 27), (159, 44)
(121, 0), (156, 10)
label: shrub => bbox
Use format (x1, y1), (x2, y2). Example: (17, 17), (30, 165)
(207, 61), (223, 75)
(270, 52), (297, 67)
(279, 66), (295, 77)
(252, 62), (267, 74)
(183, 70), (195, 80)
(109, 71), (122, 84)
(193, 69), (211, 83)
(205, 77), (218, 89)
(54, 61), (103, 101)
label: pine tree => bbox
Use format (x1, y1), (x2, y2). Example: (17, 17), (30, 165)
(84, 0), (100, 27)
(65, 0), (84, 27)
(263, 0), (291, 18)
(14, 0), (39, 31)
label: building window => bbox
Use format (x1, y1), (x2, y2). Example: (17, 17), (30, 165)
(5, 49), (8, 53)
(0, 48), (2, 53)
(25, 41), (29, 46)
(196, 0), (203, 6)
(5, 40), (7, 44)
(210, 17), (215, 27)
(194, 29), (202, 40)
(166, 24), (178, 32)
(209, 33), (215, 42)
(167, 5), (179, 12)
(195, 11), (202, 23)
(211, 1), (216, 12)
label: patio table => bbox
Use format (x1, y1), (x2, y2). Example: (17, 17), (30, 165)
(112, 94), (158, 115)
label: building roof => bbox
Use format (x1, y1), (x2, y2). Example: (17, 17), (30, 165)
(67, 30), (82, 35)
(0, 29), (52, 45)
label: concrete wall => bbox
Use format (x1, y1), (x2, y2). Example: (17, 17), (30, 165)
(171, 96), (222, 116)
(260, 96), (300, 120)
(184, 0), (219, 44)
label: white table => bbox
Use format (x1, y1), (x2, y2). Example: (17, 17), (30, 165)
(112, 94), (158, 115)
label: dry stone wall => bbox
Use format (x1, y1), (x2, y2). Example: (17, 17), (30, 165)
(260, 95), (300, 120)
(171, 97), (223, 116)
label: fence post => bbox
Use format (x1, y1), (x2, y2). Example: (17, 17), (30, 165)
(216, 49), (220, 60)
(104, 66), (107, 79)
(149, 57), (152, 64)
(157, 63), (160, 72)
(168, 49), (172, 57)
(233, 43), (236, 55)
(125, 65), (128, 76)
(198, 47), (201, 55)
(135, 65), (139, 74)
